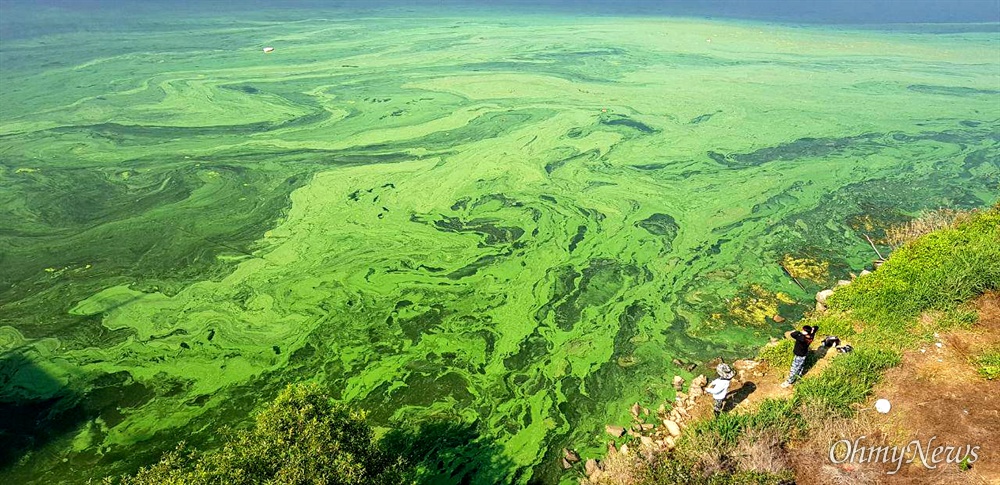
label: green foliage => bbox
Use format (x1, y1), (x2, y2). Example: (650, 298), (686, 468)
(757, 340), (794, 369)
(379, 417), (513, 484)
(829, 206), (1000, 331)
(794, 348), (900, 417)
(943, 307), (980, 329)
(687, 398), (802, 448)
(974, 347), (1000, 380)
(808, 313), (857, 340)
(103, 384), (411, 485)
(751, 398), (803, 438)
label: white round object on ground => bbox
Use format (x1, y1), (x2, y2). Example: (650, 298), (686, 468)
(875, 399), (891, 414)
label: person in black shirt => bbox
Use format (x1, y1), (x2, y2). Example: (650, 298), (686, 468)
(781, 325), (818, 388)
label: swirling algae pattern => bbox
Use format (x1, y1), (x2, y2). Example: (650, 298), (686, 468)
(1, 8), (998, 484)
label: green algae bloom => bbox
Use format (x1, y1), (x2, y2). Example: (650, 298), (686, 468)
(1, 4), (998, 484)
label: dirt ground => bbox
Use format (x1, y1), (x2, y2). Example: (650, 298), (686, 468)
(791, 292), (1000, 485)
(717, 293), (1000, 484)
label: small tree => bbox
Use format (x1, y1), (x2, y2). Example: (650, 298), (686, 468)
(105, 384), (411, 485)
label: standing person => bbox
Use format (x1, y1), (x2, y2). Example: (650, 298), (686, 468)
(705, 362), (735, 415)
(781, 325), (818, 388)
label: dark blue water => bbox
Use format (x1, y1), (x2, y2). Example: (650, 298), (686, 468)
(470, 0), (1000, 24)
(4, 0), (1000, 25)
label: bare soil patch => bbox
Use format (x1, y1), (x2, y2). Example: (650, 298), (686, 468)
(792, 292), (1000, 484)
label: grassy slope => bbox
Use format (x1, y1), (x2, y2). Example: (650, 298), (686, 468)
(635, 204), (1000, 484)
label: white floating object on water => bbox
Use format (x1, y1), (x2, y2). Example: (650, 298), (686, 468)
(263, 46), (275, 53)
(875, 399), (891, 414)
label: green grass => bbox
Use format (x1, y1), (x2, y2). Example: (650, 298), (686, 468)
(829, 208), (1000, 332)
(756, 339), (795, 370)
(793, 348), (900, 417)
(688, 398), (803, 447)
(974, 347), (1000, 380)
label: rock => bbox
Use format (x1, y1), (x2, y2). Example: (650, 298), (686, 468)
(643, 407), (650, 416)
(675, 392), (687, 402)
(732, 359), (759, 371)
(640, 436), (654, 449)
(619, 443), (630, 456)
(860, 269), (872, 277)
(663, 419), (681, 437)
(672, 358), (685, 367)
(836, 279), (851, 287)
(772, 314), (785, 323)
(607, 441), (617, 454)
(672, 375), (685, 391)
(689, 385), (703, 398)
(686, 363), (697, 371)
(562, 457), (573, 470)
(563, 448), (581, 464)
(816, 289), (835, 304)
(605, 425), (625, 438)
(630, 402), (641, 417)
(657, 403), (667, 415)
(669, 409), (680, 421)
(676, 406), (690, 418)
(641, 423), (655, 431)
(692, 374), (708, 389)
(665, 436), (676, 449)
(627, 430), (640, 438)
(769, 337), (779, 344)
(816, 301), (828, 312)
(585, 458), (600, 476)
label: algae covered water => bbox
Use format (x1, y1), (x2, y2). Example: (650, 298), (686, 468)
(1, 1), (998, 483)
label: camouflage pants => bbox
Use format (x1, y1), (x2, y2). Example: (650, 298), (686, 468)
(713, 398), (725, 413)
(786, 355), (807, 383)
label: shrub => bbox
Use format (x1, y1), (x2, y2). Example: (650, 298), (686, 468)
(103, 384), (411, 485)
(884, 208), (974, 249)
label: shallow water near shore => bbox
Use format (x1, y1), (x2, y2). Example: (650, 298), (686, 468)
(1, 2), (998, 483)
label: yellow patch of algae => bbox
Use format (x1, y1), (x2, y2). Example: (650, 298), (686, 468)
(723, 284), (794, 327)
(781, 254), (830, 283)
